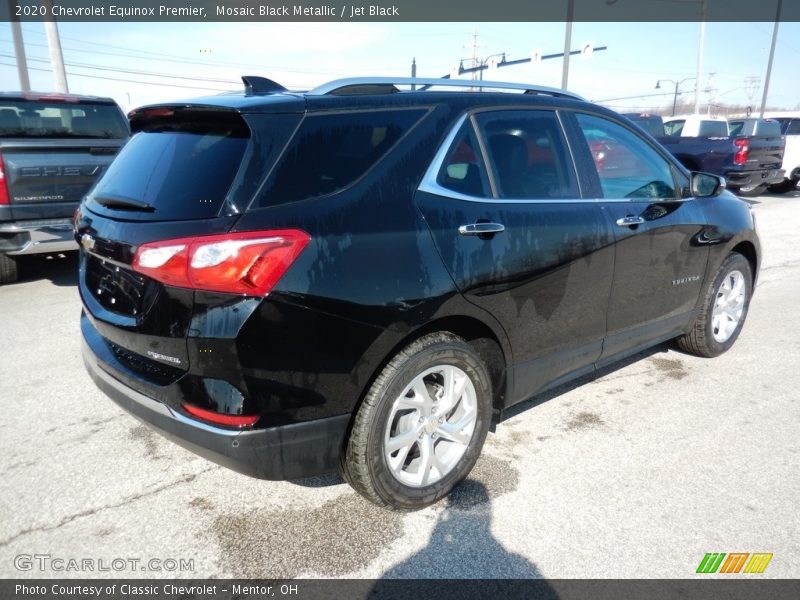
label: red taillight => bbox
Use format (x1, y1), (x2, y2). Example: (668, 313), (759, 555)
(0, 153), (9, 205)
(132, 229), (310, 295)
(182, 403), (259, 427)
(733, 138), (749, 166)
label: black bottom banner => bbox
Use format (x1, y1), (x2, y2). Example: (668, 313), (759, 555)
(3, 579), (800, 600)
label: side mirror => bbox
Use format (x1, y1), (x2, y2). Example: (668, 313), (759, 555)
(690, 172), (726, 198)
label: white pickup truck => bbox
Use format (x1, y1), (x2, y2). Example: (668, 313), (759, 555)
(663, 114), (729, 138)
(764, 112), (800, 193)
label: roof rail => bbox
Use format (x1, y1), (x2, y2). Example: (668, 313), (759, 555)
(307, 77), (584, 100)
(242, 75), (287, 95)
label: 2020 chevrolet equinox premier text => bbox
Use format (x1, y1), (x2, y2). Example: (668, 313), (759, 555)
(77, 76), (759, 510)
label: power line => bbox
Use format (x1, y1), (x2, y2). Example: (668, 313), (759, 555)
(0, 61), (231, 91)
(0, 50), (239, 84)
(16, 27), (347, 75)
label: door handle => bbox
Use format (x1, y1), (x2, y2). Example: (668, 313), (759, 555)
(458, 222), (506, 236)
(615, 216), (645, 227)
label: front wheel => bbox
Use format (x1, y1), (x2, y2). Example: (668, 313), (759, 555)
(676, 253), (752, 358)
(341, 332), (492, 510)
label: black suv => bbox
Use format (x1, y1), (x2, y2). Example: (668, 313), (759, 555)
(77, 76), (759, 510)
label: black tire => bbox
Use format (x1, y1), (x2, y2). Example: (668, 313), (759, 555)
(0, 253), (18, 285)
(767, 178), (798, 194)
(341, 332), (492, 510)
(676, 253), (752, 358)
(731, 184), (767, 198)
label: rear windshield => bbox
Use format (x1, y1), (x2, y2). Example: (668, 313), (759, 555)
(729, 119), (781, 137)
(0, 101), (128, 139)
(86, 110), (248, 220)
(757, 120), (782, 137)
(697, 120), (728, 137)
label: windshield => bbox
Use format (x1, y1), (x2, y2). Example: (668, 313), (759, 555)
(0, 101), (128, 139)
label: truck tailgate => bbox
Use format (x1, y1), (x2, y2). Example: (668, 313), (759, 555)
(2, 140), (121, 220)
(743, 135), (784, 170)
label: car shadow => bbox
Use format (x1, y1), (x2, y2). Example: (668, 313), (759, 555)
(12, 252), (79, 287)
(291, 472), (344, 488)
(375, 480), (557, 588)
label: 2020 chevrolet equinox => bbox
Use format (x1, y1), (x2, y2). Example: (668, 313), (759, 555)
(77, 76), (759, 509)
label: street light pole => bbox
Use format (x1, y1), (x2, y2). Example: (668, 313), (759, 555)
(561, 0), (575, 89)
(656, 77), (696, 116)
(672, 81), (680, 116)
(759, 0), (782, 117)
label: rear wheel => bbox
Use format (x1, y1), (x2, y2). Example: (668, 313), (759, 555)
(767, 178), (798, 194)
(732, 184), (767, 198)
(0, 253), (18, 285)
(676, 253), (752, 358)
(341, 332), (492, 510)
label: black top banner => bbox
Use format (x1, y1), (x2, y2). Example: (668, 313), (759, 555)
(1, 0), (799, 22)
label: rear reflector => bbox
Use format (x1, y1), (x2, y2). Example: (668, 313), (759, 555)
(733, 138), (749, 166)
(0, 154), (9, 205)
(182, 403), (259, 427)
(133, 229), (310, 295)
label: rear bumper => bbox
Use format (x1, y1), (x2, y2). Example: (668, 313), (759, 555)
(725, 168), (785, 189)
(81, 339), (350, 481)
(0, 219), (78, 255)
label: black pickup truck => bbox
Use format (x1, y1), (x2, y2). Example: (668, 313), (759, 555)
(0, 92), (129, 284)
(624, 114), (785, 197)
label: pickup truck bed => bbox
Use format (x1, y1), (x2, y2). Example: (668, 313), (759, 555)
(0, 92), (128, 283)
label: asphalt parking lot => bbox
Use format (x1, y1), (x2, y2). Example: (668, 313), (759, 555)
(1, 191), (798, 580)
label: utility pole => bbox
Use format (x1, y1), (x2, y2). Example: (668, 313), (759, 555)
(561, 0), (574, 89)
(694, 0), (706, 113)
(470, 29), (479, 81)
(760, 0), (782, 117)
(41, 0), (69, 93)
(9, 3), (30, 91)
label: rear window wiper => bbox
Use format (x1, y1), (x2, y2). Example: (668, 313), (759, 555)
(93, 194), (155, 212)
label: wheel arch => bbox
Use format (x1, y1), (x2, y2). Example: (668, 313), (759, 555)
(731, 240), (758, 287)
(350, 314), (512, 436)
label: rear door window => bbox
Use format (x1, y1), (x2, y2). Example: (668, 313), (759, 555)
(783, 119), (800, 135)
(435, 121), (491, 198)
(475, 110), (578, 199)
(254, 108), (427, 207)
(0, 101), (127, 139)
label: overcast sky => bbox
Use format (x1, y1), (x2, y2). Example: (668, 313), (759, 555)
(1, 21), (798, 114)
